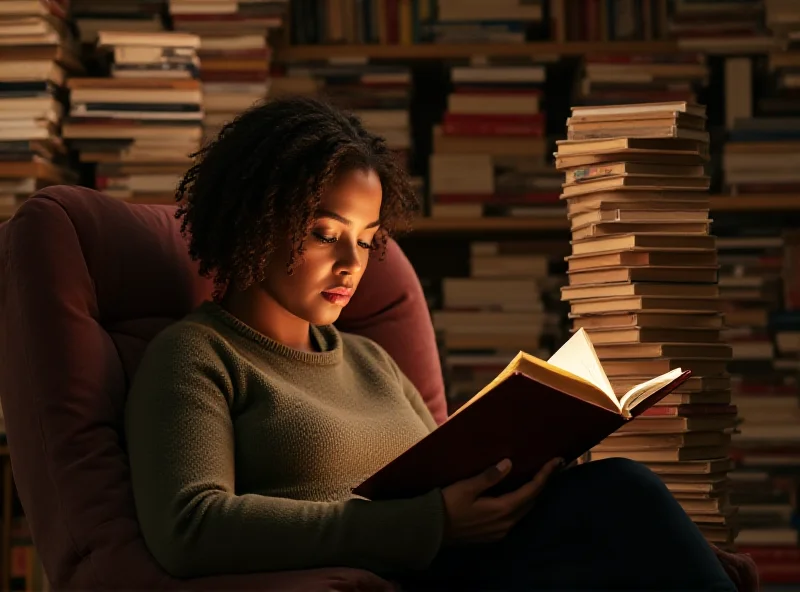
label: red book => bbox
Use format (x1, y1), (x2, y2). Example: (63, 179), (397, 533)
(353, 329), (691, 500)
(442, 113), (545, 136)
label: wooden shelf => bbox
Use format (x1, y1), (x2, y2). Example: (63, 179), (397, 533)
(275, 41), (679, 61)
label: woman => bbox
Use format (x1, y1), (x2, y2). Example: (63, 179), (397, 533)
(125, 96), (738, 590)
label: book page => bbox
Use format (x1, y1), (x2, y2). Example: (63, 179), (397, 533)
(620, 368), (685, 412)
(548, 328), (617, 405)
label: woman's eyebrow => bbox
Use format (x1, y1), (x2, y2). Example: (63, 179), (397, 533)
(316, 209), (380, 229)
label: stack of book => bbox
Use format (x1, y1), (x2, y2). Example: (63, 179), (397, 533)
(270, 59), (413, 172)
(69, 0), (165, 46)
(63, 30), (202, 203)
(428, 58), (560, 219)
(723, 116), (800, 196)
(0, 0), (80, 218)
(578, 53), (708, 107)
(555, 101), (739, 549)
(167, 0), (286, 143)
(668, 0), (775, 54)
(432, 239), (568, 413)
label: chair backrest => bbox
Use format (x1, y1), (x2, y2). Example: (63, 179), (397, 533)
(0, 185), (446, 589)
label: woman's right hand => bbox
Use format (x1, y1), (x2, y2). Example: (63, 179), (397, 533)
(440, 457), (563, 545)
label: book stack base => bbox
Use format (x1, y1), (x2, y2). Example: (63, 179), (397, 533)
(556, 101), (739, 549)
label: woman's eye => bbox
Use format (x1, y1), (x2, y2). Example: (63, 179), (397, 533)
(357, 240), (373, 250)
(313, 232), (336, 244)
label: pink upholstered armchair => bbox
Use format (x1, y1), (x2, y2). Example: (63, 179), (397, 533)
(0, 186), (757, 591)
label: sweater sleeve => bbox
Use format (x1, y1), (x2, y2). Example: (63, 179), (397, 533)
(124, 326), (445, 579)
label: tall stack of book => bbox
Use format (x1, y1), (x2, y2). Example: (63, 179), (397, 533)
(428, 58), (560, 219)
(0, 0), (80, 218)
(555, 101), (739, 549)
(63, 30), (202, 203)
(167, 0), (286, 143)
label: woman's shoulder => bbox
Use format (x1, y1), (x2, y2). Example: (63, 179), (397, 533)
(338, 330), (403, 376)
(140, 303), (234, 367)
(339, 330), (388, 359)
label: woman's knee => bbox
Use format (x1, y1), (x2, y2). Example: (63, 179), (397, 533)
(590, 456), (660, 480)
(576, 457), (671, 497)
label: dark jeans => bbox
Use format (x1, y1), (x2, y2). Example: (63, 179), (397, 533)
(398, 457), (736, 591)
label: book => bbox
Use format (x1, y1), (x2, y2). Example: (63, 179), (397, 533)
(555, 137), (708, 157)
(560, 173), (710, 197)
(352, 328), (691, 501)
(569, 101), (707, 119)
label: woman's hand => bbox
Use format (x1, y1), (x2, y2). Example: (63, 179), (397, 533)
(440, 457), (563, 546)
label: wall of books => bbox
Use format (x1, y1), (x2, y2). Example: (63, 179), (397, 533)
(0, 0), (799, 589)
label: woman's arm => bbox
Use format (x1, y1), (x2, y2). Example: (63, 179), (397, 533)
(124, 326), (444, 579)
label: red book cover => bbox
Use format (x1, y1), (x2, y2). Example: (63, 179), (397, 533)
(353, 330), (691, 500)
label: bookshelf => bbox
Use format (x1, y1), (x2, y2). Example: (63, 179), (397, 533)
(1, 0), (800, 588)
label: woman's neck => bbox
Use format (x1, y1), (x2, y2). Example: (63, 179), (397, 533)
(219, 287), (315, 352)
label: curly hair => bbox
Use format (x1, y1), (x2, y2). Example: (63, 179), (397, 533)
(175, 95), (419, 300)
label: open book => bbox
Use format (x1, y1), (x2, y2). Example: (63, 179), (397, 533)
(353, 329), (690, 501)
(456, 328), (687, 421)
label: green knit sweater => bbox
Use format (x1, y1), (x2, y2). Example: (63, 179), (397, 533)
(124, 301), (445, 579)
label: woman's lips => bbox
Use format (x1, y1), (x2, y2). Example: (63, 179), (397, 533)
(321, 287), (353, 305)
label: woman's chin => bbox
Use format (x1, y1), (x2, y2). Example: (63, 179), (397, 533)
(305, 305), (345, 327)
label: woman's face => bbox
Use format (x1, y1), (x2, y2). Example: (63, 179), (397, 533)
(261, 168), (383, 326)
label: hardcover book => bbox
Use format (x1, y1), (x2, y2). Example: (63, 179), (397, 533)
(353, 328), (691, 500)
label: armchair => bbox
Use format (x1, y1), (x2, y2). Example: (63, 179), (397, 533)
(0, 185), (443, 590)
